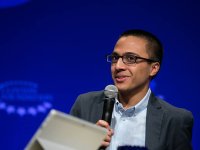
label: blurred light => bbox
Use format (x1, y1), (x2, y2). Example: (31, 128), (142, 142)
(157, 95), (165, 100)
(0, 0), (30, 8)
(0, 102), (6, 109)
(37, 105), (46, 113)
(43, 102), (52, 108)
(0, 80), (53, 117)
(17, 107), (26, 116)
(27, 107), (37, 116)
(7, 105), (15, 113)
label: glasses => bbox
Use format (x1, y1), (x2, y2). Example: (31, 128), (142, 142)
(106, 53), (159, 65)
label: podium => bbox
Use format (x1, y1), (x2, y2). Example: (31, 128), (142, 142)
(25, 109), (107, 150)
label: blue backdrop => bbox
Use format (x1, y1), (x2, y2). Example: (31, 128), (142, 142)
(0, 0), (199, 149)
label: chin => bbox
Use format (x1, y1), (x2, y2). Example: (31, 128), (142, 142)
(115, 83), (128, 92)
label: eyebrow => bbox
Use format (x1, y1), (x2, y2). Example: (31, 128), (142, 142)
(112, 51), (140, 56)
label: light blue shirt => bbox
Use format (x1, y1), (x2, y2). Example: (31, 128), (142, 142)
(107, 89), (151, 150)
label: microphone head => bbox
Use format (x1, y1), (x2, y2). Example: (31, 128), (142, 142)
(104, 85), (118, 99)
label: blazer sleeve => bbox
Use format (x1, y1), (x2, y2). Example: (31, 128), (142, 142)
(70, 94), (84, 118)
(169, 110), (194, 150)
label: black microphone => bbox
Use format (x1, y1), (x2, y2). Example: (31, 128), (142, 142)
(102, 84), (118, 125)
(99, 85), (118, 150)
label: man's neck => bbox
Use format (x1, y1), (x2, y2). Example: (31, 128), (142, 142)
(118, 86), (149, 109)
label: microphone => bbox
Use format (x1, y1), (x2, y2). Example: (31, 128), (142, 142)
(98, 85), (118, 150)
(102, 84), (118, 125)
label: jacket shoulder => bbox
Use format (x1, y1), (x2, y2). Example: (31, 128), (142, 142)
(70, 90), (104, 122)
(76, 90), (104, 103)
(157, 97), (193, 118)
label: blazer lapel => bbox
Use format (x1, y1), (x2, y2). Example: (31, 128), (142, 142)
(145, 94), (164, 149)
(91, 92), (105, 123)
(96, 99), (104, 121)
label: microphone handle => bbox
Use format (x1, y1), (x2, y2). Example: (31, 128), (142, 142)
(99, 98), (115, 150)
(102, 98), (115, 125)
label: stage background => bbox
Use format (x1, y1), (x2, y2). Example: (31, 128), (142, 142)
(0, 0), (199, 149)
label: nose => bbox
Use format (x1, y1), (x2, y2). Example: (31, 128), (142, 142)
(114, 58), (126, 70)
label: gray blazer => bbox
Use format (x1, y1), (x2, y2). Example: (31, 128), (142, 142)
(70, 91), (193, 150)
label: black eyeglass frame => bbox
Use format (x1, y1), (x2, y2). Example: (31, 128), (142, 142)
(106, 54), (160, 65)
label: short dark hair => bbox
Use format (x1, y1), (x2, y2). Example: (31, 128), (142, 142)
(120, 29), (163, 65)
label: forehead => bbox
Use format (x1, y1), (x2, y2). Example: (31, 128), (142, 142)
(113, 36), (148, 56)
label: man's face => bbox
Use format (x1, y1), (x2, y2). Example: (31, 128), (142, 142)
(111, 36), (159, 94)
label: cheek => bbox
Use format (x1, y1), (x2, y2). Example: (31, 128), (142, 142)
(111, 66), (115, 77)
(111, 65), (115, 73)
(139, 68), (151, 80)
(130, 66), (150, 79)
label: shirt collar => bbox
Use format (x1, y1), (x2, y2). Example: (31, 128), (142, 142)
(115, 89), (151, 116)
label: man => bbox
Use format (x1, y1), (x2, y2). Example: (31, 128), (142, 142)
(70, 29), (193, 150)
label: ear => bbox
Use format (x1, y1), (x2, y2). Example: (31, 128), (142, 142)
(150, 62), (160, 77)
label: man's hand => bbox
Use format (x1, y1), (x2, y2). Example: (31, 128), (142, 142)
(96, 120), (114, 147)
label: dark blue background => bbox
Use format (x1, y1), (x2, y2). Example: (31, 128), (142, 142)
(0, 0), (199, 149)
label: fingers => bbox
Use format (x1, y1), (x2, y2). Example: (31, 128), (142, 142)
(96, 120), (110, 129)
(101, 129), (113, 146)
(96, 120), (114, 147)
